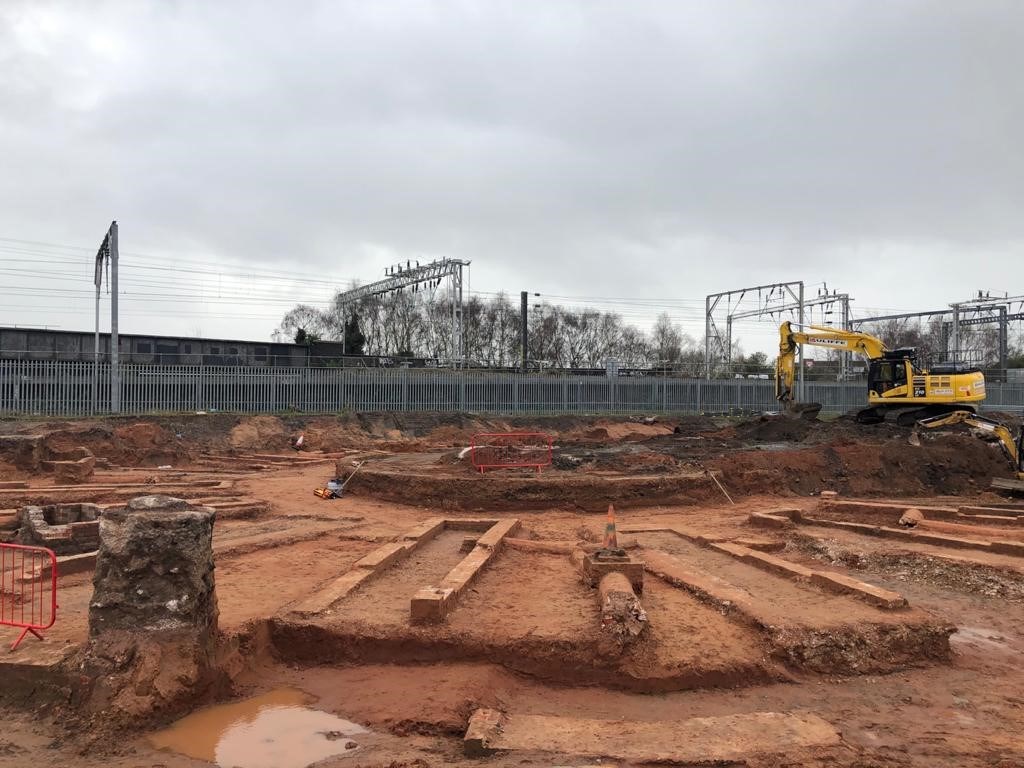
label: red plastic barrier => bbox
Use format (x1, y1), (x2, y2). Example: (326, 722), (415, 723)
(0, 543), (57, 651)
(470, 432), (553, 474)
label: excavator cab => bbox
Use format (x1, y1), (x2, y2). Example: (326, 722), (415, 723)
(1016, 428), (1024, 477)
(867, 350), (918, 395)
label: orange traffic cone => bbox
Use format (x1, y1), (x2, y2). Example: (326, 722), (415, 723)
(603, 503), (619, 549)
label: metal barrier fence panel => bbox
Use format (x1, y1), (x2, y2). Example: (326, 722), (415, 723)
(1, 359), (1022, 416)
(471, 432), (553, 473)
(0, 542), (58, 650)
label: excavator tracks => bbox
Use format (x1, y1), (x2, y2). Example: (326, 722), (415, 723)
(857, 404), (978, 427)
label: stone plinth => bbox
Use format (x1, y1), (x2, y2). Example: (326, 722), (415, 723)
(582, 550), (644, 592)
(71, 495), (224, 733)
(89, 495), (217, 638)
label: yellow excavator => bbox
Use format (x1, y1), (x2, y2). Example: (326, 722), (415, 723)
(776, 321), (987, 425)
(914, 411), (1024, 482)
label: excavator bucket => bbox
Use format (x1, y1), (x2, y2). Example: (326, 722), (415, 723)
(785, 402), (822, 421)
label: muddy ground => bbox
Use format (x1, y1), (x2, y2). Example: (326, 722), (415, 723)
(1, 411), (1023, 767)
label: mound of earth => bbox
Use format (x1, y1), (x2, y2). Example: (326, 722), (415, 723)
(710, 432), (1012, 497)
(566, 422), (675, 443)
(113, 422), (170, 451)
(734, 415), (815, 442)
(35, 423), (183, 466)
(229, 416), (290, 450)
(671, 415), (727, 435)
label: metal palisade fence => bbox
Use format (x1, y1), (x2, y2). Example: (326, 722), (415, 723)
(1, 359), (1022, 417)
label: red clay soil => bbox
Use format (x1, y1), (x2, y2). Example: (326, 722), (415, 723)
(0, 486), (1022, 766)
(706, 433), (1010, 497)
(4, 413), (1024, 767)
(346, 460), (724, 511)
(1, 412), (675, 473)
(343, 429), (1010, 511)
(270, 549), (784, 693)
(2, 411), (1016, 497)
(637, 532), (952, 674)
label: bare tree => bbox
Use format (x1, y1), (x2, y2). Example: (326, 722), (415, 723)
(651, 312), (684, 365)
(527, 303), (563, 368)
(277, 289), (712, 372)
(616, 325), (652, 367)
(273, 304), (331, 343)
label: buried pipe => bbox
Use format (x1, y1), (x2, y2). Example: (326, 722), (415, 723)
(598, 571), (648, 647)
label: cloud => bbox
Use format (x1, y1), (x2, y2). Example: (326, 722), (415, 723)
(1, 0), (1022, 343)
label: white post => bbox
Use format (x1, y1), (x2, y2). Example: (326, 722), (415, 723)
(93, 278), (100, 414)
(109, 221), (120, 413)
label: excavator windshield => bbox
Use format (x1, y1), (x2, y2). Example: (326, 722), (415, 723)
(868, 355), (921, 394)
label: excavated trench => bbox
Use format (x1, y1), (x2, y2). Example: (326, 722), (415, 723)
(2, 410), (1021, 767)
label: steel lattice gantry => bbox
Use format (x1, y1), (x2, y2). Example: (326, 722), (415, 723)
(851, 293), (1024, 375)
(333, 258), (470, 365)
(705, 281), (806, 394)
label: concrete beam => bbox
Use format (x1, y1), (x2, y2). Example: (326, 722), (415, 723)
(748, 512), (794, 529)
(411, 518), (520, 623)
(810, 571), (907, 609)
(709, 541), (908, 610)
(820, 499), (959, 520)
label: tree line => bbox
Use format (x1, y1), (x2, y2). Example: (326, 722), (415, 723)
(275, 290), (1022, 374)
(861, 317), (1024, 369)
(274, 290), (771, 372)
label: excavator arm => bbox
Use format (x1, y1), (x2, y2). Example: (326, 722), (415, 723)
(914, 411), (1023, 478)
(776, 321), (888, 412)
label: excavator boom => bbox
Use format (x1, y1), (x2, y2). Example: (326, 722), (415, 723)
(776, 322), (887, 411)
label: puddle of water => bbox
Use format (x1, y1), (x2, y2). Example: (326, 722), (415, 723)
(951, 626), (1016, 653)
(749, 441), (794, 452)
(149, 687), (369, 768)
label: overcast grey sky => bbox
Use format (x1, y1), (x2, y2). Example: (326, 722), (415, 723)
(1, 0), (1022, 352)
